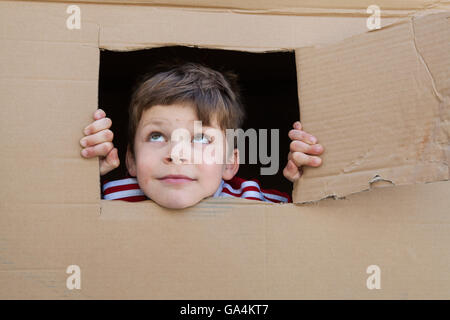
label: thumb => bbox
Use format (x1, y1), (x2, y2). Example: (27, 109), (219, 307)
(283, 159), (302, 183)
(100, 148), (120, 176)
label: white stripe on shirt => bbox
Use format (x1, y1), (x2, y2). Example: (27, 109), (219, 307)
(221, 180), (288, 202)
(103, 189), (145, 200)
(103, 178), (140, 191)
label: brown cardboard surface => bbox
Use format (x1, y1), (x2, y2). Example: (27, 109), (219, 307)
(1, 0), (450, 299)
(26, 0), (450, 16)
(294, 12), (450, 203)
(2, 1), (403, 51)
(2, 181), (450, 299)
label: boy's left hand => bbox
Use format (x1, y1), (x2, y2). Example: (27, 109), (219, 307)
(283, 121), (324, 183)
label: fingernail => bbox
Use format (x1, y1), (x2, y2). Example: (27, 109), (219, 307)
(313, 158), (322, 165)
(81, 149), (88, 157)
(80, 138), (87, 147)
(83, 127), (89, 135)
(309, 136), (317, 144)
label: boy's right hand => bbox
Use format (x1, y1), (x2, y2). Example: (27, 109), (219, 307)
(80, 109), (120, 176)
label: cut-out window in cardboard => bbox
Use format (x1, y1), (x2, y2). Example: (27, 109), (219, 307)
(98, 46), (299, 202)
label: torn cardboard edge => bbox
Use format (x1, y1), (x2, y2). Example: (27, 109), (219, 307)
(84, 2), (408, 52)
(97, 18), (406, 52)
(293, 11), (450, 203)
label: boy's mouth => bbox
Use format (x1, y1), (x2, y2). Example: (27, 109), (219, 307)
(158, 174), (196, 184)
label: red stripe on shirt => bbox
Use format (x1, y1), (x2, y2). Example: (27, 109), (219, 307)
(221, 187), (285, 203)
(223, 177), (291, 203)
(118, 195), (147, 202)
(103, 183), (141, 195)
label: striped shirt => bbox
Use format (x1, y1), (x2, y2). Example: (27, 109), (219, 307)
(102, 175), (292, 204)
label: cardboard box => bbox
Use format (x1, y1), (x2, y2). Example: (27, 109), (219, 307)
(0, 0), (449, 299)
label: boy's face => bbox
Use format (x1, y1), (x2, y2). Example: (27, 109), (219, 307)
(126, 104), (239, 209)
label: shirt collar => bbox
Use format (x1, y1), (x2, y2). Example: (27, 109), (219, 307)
(212, 179), (225, 198)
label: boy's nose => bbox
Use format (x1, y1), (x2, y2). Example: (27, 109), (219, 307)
(165, 154), (188, 164)
(165, 141), (191, 164)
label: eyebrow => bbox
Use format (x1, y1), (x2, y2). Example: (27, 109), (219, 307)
(142, 119), (169, 128)
(144, 118), (167, 125)
(142, 118), (220, 132)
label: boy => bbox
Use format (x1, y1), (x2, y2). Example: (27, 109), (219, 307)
(80, 63), (324, 208)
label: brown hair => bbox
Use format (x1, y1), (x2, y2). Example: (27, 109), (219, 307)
(127, 63), (246, 158)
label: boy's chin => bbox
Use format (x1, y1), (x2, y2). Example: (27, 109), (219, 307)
(164, 201), (198, 210)
(153, 195), (202, 210)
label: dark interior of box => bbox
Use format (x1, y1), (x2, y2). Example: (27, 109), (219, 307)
(99, 46), (299, 196)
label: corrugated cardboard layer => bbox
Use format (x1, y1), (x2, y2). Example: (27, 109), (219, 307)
(294, 12), (450, 203)
(2, 181), (450, 299)
(26, 0), (450, 17)
(0, 63), (100, 205)
(0, 1), (101, 205)
(2, 1), (402, 52)
(91, 4), (398, 51)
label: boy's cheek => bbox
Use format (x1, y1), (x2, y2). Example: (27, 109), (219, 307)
(199, 145), (226, 165)
(135, 159), (157, 178)
(196, 163), (223, 181)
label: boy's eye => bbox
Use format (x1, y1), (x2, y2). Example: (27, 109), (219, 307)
(192, 133), (212, 144)
(148, 132), (165, 142)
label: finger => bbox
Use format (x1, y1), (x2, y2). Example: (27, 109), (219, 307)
(100, 148), (120, 176)
(283, 159), (302, 183)
(290, 140), (324, 155)
(289, 151), (322, 167)
(293, 121), (302, 130)
(80, 129), (113, 148)
(288, 129), (317, 145)
(93, 109), (106, 121)
(83, 117), (112, 136)
(81, 142), (114, 159)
